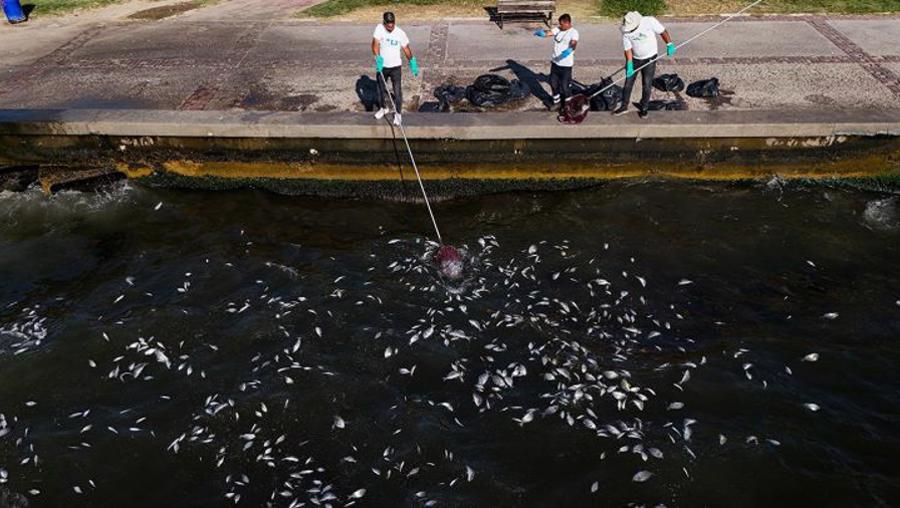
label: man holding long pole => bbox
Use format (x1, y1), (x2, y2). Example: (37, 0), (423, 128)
(372, 12), (420, 126)
(615, 11), (676, 119)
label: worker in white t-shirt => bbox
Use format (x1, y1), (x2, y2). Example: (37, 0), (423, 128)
(372, 11), (419, 126)
(615, 11), (675, 118)
(533, 14), (579, 111)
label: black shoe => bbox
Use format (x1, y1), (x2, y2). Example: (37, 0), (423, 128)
(638, 109), (648, 119)
(612, 105), (629, 116)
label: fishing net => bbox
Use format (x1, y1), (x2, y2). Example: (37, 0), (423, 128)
(558, 94), (591, 124)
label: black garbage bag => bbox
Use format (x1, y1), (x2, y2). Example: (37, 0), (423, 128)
(355, 75), (381, 111)
(508, 79), (529, 100)
(598, 78), (623, 111)
(433, 84), (467, 111)
(687, 78), (720, 98)
(579, 77), (622, 111)
(467, 74), (515, 107)
(652, 73), (684, 93)
(430, 74), (531, 111)
(645, 99), (687, 111)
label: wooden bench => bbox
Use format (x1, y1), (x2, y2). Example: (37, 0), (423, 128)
(495, 0), (554, 29)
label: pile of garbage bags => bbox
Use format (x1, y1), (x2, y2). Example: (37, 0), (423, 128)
(652, 73), (720, 98)
(434, 74), (530, 111)
(571, 77), (624, 112)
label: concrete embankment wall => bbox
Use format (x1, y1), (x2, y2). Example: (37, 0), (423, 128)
(1, 109), (899, 196)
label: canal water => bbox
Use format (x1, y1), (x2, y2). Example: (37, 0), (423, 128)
(1, 180), (899, 507)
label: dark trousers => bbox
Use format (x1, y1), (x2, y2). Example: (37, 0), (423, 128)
(622, 57), (656, 111)
(376, 66), (403, 112)
(549, 63), (573, 101)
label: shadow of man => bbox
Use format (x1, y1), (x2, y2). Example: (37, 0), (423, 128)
(354, 75), (380, 112)
(491, 59), (553, 108)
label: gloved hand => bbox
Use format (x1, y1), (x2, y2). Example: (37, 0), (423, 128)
(409, 57), (420, 77)
(557, 47), (573, 60)
(626, 60), (635, 78)
(533, 28), (545, 37)
(666, 43), (676, 57)
(375, 55), (384, 73)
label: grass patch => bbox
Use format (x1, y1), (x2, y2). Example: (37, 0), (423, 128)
(304, 0), (483, 17)
(25, 0), (124, 16)
(599, 0), (666, 17)
(759, 0), (900, 13)
(25, 0), (220, 17)
(303, 0), (900, 18)
(665, 0), (900, 14)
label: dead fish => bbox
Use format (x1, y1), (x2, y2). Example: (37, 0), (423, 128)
(802, 353), (819, 362)
(632, 470), (653, 482)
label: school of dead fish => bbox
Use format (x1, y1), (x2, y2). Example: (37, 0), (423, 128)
(0, 218), (859, 506)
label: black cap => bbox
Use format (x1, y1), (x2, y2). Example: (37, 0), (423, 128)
(383, 11), (395, 23)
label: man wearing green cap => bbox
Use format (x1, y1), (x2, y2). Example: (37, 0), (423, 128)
(372, 11), (419, 126)
(615, 11), (675, 118)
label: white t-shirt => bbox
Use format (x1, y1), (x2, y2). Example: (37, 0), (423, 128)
(622, 16), (666, 60)
(373, 24), (410, 68)
(551, 27), (579, 67)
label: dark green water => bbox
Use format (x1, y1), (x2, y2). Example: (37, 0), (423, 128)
(1, 181), (899, 507)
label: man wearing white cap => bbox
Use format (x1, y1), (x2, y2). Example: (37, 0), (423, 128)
(615, 11), (675, 118)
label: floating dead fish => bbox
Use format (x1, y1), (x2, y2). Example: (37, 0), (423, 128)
(632, 470), (653, 482)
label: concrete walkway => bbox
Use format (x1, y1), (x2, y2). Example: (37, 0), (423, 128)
(0, 2), (899, 117)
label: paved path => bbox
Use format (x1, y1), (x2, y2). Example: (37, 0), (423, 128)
(1, 2), (899, 117)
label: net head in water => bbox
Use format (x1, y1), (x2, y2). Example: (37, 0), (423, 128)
(434, 244), (464, 279)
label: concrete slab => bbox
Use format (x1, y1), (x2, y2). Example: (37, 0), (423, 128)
(211, 66), (427, 113)
(643, 62), (896, 111)
(829, 19), (900, 56)
(0, 23), (92, 67)
(416, 60), (894, 114)
(67, 21), (251, 63)
(886, 62), (900, 77)
(657, 21), (843, 58)
(3, 108), (899, 139)
(448, 23), (560, 62)
(0, 65), (216, 109)
(247, 24), (433, 66)
(446, 20), (843, 63)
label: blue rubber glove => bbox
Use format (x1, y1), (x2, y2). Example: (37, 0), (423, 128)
(557, 47), (573, 60)
(375, 55), (384, 73)
(626, 60), (635, 78)
(666, 43), (676, 57)
(533, 28), (545, 37)
(409, 57), (420, 77)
